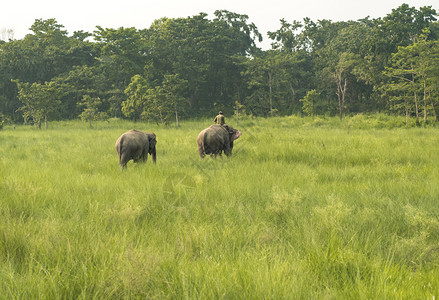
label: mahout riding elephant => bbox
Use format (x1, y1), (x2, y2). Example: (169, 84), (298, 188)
(197, 124), (241, 158)
(115, 129), (156, 169)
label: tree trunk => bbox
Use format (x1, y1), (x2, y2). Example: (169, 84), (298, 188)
(411, 69), (419, 124)
(423, 78), (427, 123)
(289, 83), (296, 111)
(404, 93), (409, 126)
(340, 80), (346, 120)
(236, 104), (239, 126)
(343, 79), (347, 111)
(429, 89), (438, 122)
(414, 91), (419, 124)
(336, 78), (347, 121)
(268, 70), (273, 116)
(159, 109), (164, 125)
(175, 107), (179, 128)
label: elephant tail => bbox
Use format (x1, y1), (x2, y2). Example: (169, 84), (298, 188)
(117, 135), (124, 164)
(197, 131), (206, 158)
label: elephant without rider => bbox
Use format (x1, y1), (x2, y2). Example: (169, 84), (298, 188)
(115, 129), (157, 169)
(197, 124), (242, 158)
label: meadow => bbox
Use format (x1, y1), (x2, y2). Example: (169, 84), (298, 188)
(1, 115), (439, 299)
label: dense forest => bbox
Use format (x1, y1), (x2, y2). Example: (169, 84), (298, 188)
(0, 4), (438, 128)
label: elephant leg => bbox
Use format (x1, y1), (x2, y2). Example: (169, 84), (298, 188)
(134, 154), (143, 163)
(224, 144), (232, 156)
(151, 149), (157, 163)
(142, 149), (148, 163)
(120, 153), (131, 166)
(198, 146), (205, 158)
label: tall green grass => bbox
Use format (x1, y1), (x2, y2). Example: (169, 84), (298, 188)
(1, 115), (439, 298)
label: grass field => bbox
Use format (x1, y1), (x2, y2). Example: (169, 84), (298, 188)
(1, 115), (439, 298)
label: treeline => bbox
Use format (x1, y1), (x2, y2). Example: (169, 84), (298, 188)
(0, 4), (438, 127)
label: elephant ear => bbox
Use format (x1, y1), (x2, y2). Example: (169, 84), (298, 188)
(223, 125), (236, 135)
(149, 134), (157, 146)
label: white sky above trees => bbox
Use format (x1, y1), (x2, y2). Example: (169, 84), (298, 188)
(1, 0), (436, 49)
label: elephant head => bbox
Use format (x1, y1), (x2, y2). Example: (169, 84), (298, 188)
(148, 133), (157, 163)
(223, 124), (242, 142)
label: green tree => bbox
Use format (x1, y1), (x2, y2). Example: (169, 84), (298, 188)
(267, 20), (314, 113)
(162, 74), (189, 127)
(361, 4), (437, 111)
(411, 31), (439, 122)
(243, 51), (296, 116)
(0, 19), (96, 122)
(142, 86), (168, 125)
(2, 6), (439, 122)
(241, 54), (271, 116)
(144, 11), (261, 115)
(78, 95), (102, 127)
(54, 65), (104, 119)
(144, 16), (208, 110)
(0, 113), (5, 129)
(107, 88), (124, 118)
(123, 74), (189, 126)
(300, 89), (320, 117)
(122, 74), (150, 120)
(332, 52), (359, 120)
(383, 47), (419, 122)
(268, 18), (303, 52)
(233, 100), (246, 125)
(384, 30), (439, 123)
(379, 4), (437, 47)
(94, 26), (148, 88)
(380, 79), (412, 125)
(15, 81), (60, 128)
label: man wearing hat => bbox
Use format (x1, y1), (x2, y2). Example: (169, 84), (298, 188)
(214, 111), (225, 125)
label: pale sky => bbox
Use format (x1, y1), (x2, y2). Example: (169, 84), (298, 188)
(1, 0), (437, 49)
